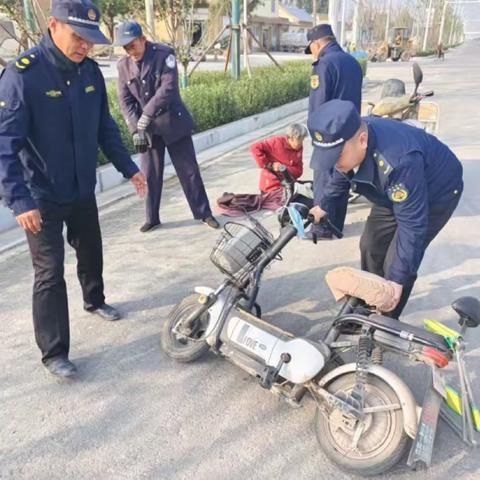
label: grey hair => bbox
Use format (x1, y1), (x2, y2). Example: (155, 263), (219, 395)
(286, 123), (308, 140)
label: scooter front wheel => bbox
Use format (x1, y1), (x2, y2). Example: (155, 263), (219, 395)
(315, 373), (409, 476)
(161, 294), (210, 362)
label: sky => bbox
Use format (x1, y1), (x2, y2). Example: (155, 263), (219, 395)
(462, 2), (480, 37)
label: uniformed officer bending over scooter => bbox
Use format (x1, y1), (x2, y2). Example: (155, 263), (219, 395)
(309, 100), (463, 319)
(115, 21), (219, 232)
(0, 0), (147, 378)
(305, 24), (363, 240)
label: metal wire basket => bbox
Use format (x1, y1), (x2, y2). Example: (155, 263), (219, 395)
(210, 216), (273, 282)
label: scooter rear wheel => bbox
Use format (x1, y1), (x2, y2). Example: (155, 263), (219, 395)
(161, 294), (210, 362)
(315, 373), (409, 476)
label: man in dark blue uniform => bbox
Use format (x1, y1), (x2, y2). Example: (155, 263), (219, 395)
(115, 21), (219, 232)
(305, 24), (363, 240)
(0, 0), (147, 378)
(309, 100), (463, 318)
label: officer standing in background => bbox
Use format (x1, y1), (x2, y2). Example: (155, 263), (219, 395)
(309, 100), (463, 318)
(115, 21), (219, 232)
(305, 24), (363, 240)
(0, 0), (147, 378)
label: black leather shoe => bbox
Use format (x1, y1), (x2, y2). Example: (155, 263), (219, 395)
(44, 357), (77, 378)
(88, 303), (121, 321)
(140, 222), (161, 233)
(202, 216), (220, 229)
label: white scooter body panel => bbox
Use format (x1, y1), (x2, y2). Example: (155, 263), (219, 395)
(227, 316), (327, 384)
(270, 337), (327, 384)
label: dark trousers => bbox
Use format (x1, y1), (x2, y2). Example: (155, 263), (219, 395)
(313, 168), (350, 235)
(25, 197), (105, 362)
(359, 197), (460, 319)
(141, 135), (212, 224)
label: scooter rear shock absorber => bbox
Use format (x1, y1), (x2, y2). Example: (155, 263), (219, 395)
(351, 330), (373, 407)
(371, 346), (384, 365)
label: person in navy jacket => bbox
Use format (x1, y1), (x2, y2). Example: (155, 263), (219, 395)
(0, 0), (147, 378)
(306, 24), (363, 239)
(115, 21), (219, 232)
(309, 100), (463, 319)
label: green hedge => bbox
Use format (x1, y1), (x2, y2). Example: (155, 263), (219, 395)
(102, 58), (360, 165)
(102, 61), (311, 164)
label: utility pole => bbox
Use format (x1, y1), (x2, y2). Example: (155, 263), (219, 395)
(351, 0), (361, 47)
(340, 0), (347, 47)
(422, 0), (434, 51)
(384, 0), (392, 42)
(145, 0), (156, 39)
(231, 0), (241, 80)
(313, 0), (317, 26)
(243, 0), (249, 69)
(23, 0), (36, 37)
(329, 0), (342, 36)
(438, 0), (448, 45)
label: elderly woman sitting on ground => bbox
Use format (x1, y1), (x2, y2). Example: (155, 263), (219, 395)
(250, 123), (308, 193)
(216, 124), (308, 217)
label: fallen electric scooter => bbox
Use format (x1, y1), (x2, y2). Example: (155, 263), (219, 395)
(160, 204), (479, 476)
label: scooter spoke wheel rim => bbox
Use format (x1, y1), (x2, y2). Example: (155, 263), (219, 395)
(326, 383), (396, 460)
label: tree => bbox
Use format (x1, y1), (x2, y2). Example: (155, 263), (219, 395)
(154, 0), (198, 86)
(295, 0), (328, 15)
(95, 0), (144, 40)
(0, 0), (44, 49)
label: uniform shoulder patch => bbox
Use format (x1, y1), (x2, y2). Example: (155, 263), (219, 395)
(165, 53), (176, 69)
(310, 74), (319, 89)
(14, 49), (39, 73)
(387, 183), (409, 203)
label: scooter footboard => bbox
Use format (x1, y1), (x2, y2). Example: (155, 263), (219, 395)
(315, 363), (419, 439)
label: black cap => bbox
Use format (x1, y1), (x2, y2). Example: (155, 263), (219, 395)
(304, 24), (334, 54)
(308, 100), (361, 172)
(114, 21), (143, 47)
(51, 0), (110, 45)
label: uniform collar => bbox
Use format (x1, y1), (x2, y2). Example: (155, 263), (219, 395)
(40, 31), (79, 72)
(352, 125), (377, 184)
(139, 41), (155, 79)
(321, 40), (342, 55)
(125, 41), (155, 80)
(312, 40), (342, 65)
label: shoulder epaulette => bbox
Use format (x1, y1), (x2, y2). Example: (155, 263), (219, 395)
(14, 49), (39, 72)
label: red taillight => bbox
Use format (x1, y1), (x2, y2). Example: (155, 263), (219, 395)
(422, 346), (449, 368)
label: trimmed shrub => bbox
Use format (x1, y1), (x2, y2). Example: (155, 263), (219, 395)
(101, 61), (312, 165)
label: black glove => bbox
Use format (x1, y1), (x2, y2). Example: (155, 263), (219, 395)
(133, 131), (149, 154)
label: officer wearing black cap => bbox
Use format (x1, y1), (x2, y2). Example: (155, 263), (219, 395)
(309, 99), (463, 319)
(0, 0), (147, 378)
(305, 24), (363, 240)
(115, 21), (219, 232)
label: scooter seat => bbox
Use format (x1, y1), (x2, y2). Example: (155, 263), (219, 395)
(366, 314), (450, 354)
(451, 296), (480, 328)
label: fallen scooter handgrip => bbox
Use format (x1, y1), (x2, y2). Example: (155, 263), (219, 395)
(307, 214), (344, 239)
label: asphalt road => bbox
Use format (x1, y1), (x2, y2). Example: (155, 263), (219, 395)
(1, 42), (479, 479)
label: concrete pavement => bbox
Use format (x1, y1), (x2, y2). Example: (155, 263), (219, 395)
(1, 42), (480, 479)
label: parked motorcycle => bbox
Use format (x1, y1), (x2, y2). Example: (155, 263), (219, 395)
(367, 62), (438, 132)
(160, 203), (479, 476)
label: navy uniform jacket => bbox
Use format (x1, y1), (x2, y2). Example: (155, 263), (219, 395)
(308, 41), (363, 116)
(326, 118), (463, 285)
(0, 33), (138, 216)
(117, 41), (195, 145)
